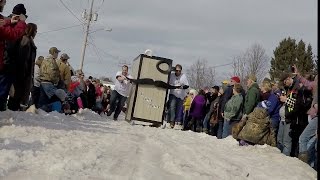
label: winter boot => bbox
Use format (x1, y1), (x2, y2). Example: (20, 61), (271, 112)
(196, 126), (202, 133)
(174, 122), (182, 130)
(170, 121), (175, 129)
(298, 152), (309, 163)
(203, 128), (209, 134)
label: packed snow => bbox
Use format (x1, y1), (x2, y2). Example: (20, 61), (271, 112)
(0, 109), (317, 180)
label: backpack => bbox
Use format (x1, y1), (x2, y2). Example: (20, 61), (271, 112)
(209, 102), (219, 126)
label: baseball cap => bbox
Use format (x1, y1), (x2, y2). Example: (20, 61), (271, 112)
(49, 47), (61, 55)
(230, 76), (240, 83)
(60, 53), (70, 60)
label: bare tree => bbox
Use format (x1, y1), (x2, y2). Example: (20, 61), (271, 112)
(232, 55), (247, 88)
(246, 43), (269, 82)
(187, 59), (216, 89)
(232, 43), (269, 88)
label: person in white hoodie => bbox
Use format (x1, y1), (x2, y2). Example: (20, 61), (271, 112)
(107, 65), (133, 120)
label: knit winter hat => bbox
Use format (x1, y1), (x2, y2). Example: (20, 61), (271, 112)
(12, 4), (27, 17)
(212, 86), (220, 92)
(189, 89), (197, 95)
(230, 76), (240, 83)
(55, 89), (67, 102)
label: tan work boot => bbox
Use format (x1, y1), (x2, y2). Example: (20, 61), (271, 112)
(298, 152), (309, 163)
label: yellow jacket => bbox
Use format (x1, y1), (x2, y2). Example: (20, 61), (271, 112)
(183, 96), (192, 111)
(57, 59), (71, 89)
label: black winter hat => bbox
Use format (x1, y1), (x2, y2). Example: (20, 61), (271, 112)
(212, 86), (220, 92)
(12, 4), (27, 17)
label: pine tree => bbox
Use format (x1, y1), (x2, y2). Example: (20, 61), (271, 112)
(270, 37), (315, 80)
(270, 37), (296, 80)
(295, 40), (307, 74)
(305, 44), (315, 74)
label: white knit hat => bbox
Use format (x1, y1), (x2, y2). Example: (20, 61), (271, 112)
(189, 89), (197, 95)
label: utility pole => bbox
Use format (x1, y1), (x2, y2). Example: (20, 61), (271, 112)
(80, 0), (97, 71)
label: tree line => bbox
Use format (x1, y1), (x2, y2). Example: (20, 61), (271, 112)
(187, 37), (317, 89)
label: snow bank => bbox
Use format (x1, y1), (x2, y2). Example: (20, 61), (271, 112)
(0, 110), (317, 180)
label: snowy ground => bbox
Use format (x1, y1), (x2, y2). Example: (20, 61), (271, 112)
(0, 109), (317, 180)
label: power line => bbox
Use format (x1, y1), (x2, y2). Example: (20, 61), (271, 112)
(88, 36), (127, 62)
(209, 62), (233, 69)
(59, 0), (85, 24)
(36, 35), (56, 46)
(87, 36), (119, 65)
(88, 39), (104, 64)
(95, 0), (105, 13)
(37, 24), (83, 35)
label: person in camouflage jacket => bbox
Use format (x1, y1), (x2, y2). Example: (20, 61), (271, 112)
(39, 47), (60, 86)
(232, 101), (276, 147)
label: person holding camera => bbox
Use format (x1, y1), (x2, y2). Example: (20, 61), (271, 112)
(276, 70), (311, 157)
(0, 0), (27, 111)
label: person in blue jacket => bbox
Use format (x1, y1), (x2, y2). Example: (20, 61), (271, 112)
(260, 81), (282, 137)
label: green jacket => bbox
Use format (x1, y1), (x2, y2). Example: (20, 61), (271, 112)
(243, 83), (260, 115)
(224, 94), (243, 120)
(39, 55), (60, 85)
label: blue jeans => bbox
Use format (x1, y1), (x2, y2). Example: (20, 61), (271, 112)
(0, 74), (13, 111)
(299, 117), (318, 153)
(109, 90), (127, 119)
(277, 121), (292, 156)
(40, 82), (57, 99)
(217, 119), (224, 139)
(38, 83), (58, 108)
(166, 94), (183, 123)
(182, 110), (190, 129)
(203, 112), (211, 130)
(306, 135), (317, 167)
(222, 119), (238, 138)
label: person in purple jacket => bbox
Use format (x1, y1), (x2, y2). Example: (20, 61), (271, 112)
(188, 89), (206, 132)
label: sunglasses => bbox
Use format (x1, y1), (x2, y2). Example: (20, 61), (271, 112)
(175, 69), (181, 72)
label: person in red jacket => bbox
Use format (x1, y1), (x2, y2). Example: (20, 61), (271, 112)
(0, 0), (27, 111)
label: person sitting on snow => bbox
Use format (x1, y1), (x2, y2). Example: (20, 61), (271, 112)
(38, 88), (67, 113)
(232, 100), (276, 147)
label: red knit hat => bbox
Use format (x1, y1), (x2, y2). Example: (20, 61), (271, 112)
(230, 76), (240, 83)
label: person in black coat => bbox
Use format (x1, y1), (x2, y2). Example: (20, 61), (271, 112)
(8, 23), (37, 110)
(85, 79), (96, 110)
(290, 84), (313, 157)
